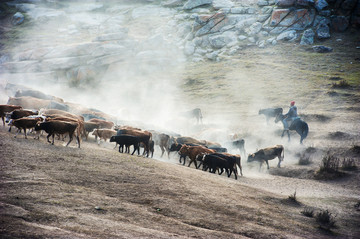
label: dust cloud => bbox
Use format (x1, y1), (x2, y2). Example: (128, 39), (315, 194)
(1, 1), (312, 168)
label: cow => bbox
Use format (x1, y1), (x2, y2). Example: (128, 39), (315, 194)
(5, 109), (38, 132)
(116, 128), (152, 157)
(7, 96), (68, 111)
(258, 107), (283, 124)
(201, 153), (239, 180)
(247, 145), (284, 170)
(232, 139), (246, 157)
(92, 129), (117, 144)
(199, 152), (242, 177)
(8, 117), (43, 138)
(0, 104), (22, 126)
(45, 116), (84, 141)
(150, 131), (171, 158)
(35, 121), (80, 147)
(110, 135), (140, 155)
(84, 121), (100, 140)
(183, 108), (203, 124)
(40, 109), (84, 121)
(178, 144), (216, 169)
(89, 118), (114, 129)
(15, 89), (64, 103)
(140, 140), (154, 158)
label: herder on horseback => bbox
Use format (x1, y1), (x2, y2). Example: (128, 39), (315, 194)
(283, 101), (299, 131)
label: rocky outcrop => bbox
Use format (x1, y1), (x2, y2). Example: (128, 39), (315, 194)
(0, 0), (359, 88)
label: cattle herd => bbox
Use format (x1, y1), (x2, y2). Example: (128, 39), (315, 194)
(0, 90), (288, 180)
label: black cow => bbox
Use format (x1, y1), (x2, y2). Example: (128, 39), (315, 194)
(258, 107), (283, 124)
(110, 135), (140, 155)
(202, 154), (238, 180)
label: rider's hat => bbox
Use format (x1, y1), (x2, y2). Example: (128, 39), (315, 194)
(290, 101), (295, 106)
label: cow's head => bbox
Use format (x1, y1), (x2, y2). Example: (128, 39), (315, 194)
(92, 129), (99, 136)
(178, 145), (189, 155)
(247, 154), (255, 162)
(5, 113), (12, 123)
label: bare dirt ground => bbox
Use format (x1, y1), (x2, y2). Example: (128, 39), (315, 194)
(1, 30), (360, 238)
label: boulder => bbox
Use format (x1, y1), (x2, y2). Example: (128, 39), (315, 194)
(316, 22), (331, 39)
(276, 0), (296, 7)
(331, 16), (349, 32)
(209, 31), (237, 49)
(11, 12), (24, 25)
(312, 45), (333, 53)
(300, 28), (315, 45)
(276, 30), (298, 41)
(270, 9), (315, 30)
(162, 0), (186, 7)
(212, 0), (235, 9)
(315, 0), (328, 11)
(183, 0), (213, 10)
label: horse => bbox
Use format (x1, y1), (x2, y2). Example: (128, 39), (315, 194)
(275, 114), (309, 144)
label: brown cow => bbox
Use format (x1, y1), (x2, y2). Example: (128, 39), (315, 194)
(247, 145), (284, 170)
(7, 96), (68, 111)
(0, 104), (22, 126)
(35, 121), (80, 147)
(150, 130), (171, 158)
(89, 118), (114, 129)
(92, 129), (117, 144)
(45, 116), (84, 142)
(8, 117), (43, 138)
(84, 121), (100, 140)
(178, 144), (216, 168)
(5, 109), (38, 132)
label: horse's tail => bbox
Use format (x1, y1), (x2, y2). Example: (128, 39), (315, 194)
(303, 123), (309, 139)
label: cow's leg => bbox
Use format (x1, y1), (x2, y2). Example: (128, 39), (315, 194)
(76, 135), (80, 148)
(1, 117), (4, 127)
(24, 128), (27, 139)
(131, 145), (137, 155)
(265, 160), (270, 169)
(8, 126), (12, 132)
(52, 134), (55, 145)
(46, 133), (52, 143)
(218, 168), (224, 175)
(66, 133), (73, 147)
(160, 146), (165, 158)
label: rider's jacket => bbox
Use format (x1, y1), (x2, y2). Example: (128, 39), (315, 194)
(285, 106), (298, 119)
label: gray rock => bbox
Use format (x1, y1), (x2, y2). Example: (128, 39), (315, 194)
(94, 33), (127, 42)
(11, 12), (24, 25)
(276, 30), (297, 41)
(184, 41), (196, 55)
(245, 22), (263, 36)
(315, 0), (328, 11)
(212, 0), (234, 9)
(162, 0), (186, 7)
(183, 0), (213, 10)
(300, 29), (315, 45)
(316, 22), (330, 39)
(231, 7), (247, 14)
(257, 0), (270, 6)
(209, 32), (237, 49)
(312, 45), (333, 53)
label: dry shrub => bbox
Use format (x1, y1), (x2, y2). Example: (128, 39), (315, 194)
(288, 191), (297, 202)
(301, 207), (314, 217)
(315, 209), (336, 230)
(319, 154), (340, 173)
(314, 154), (346, 180)
(341, 158), (357, 171)
(331, 80), (351, 89)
